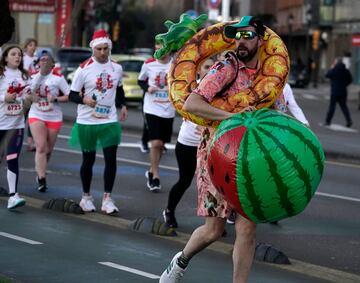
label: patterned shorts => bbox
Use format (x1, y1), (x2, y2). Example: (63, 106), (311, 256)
(196, 128), (233, 218)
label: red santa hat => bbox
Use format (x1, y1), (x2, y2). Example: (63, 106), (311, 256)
(89, 29), (112, 49)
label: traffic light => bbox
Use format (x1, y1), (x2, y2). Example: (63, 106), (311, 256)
(112, 21), (120, 42)
(312, 30), (320, 50)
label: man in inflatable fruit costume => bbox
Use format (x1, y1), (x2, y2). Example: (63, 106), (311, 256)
(160, 16), (272, 283)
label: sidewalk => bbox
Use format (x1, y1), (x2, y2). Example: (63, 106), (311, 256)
(62, 83), (360, 163)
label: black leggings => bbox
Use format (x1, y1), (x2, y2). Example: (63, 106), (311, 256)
(167, 142), (197, 212)
(80, 145), (118, 194)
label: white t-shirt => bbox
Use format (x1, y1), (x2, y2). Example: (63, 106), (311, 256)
(23, 53), (38, 74)
(28, 70), (70, 121)
(283, 83), (309, 125)
(177, 119), (201, 147)
(0, 67), (31, 129)
(70, 57), (123, 125)
(138, 58), (175, 118)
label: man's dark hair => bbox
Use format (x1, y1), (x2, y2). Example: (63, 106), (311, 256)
(0, 0), (15, 46)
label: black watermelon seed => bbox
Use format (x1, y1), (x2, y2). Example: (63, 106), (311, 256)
(225, 173), (230, 184)
(210, 165), (214, 175)
(224, 143), (230, 154)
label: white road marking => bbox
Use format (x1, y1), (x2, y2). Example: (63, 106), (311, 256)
(301, 94), (320, 100)
(57, 134), (176, 149)
(0, 232), (43, 245)
(98, 262), (160, 279)
(316, 192), (360, 203)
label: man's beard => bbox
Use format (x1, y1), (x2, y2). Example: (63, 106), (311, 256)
(236, 44), (258, 62)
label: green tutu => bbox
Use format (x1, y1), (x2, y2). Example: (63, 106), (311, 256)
(69, 122), (121, 152)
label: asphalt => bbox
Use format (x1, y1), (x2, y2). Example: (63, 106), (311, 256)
(61, 83), (360, 163)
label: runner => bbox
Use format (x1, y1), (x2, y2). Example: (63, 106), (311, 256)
(22, 38), (38, 152)
(28, 51), (70, 192)
(138, 43), (174, 192)
(0, 45), (32, 209)
(162, 58), (214, 228)
(69, 30), (127, 215)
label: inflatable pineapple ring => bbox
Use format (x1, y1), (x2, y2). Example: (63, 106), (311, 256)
(167, 21), (290, 127)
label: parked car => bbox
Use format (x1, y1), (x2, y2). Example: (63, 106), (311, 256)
(66, 54), (146, 103)
(288, 63), (309, 88)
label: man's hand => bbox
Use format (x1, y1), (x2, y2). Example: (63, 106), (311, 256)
(119, 105), (128, 121)
(83, 96), (96, 108)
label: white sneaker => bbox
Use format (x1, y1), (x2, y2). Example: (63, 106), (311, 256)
(79, 195), (96, 212)
(159, 252), (186, 283)
(101, 197), (119, 215)
(7, 193), (26, 210)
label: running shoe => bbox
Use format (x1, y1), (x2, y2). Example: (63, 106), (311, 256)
(140, 142), (149, 153)
(149, 178), (161, 192)
(79, 195), (96, 212)
(7, 193), (26, 210)
(159, 252), (186, 283)
(101, 197), (119, 215)
(226, 210), (236, 225)
(145, 170), (153, 189)
(163, 210), (178, 228)
(36, 176), (47, 193)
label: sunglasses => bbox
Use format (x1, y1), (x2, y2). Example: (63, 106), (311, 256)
(234, 31), (258, 40)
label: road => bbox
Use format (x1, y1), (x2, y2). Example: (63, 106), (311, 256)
(0, 84), (360, 282)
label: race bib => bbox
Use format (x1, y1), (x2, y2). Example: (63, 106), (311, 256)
(5, 100), (23, 116)
(35, 97), (53, 112)
(93, 103), (111, 119)
(155, 90), (169, 100)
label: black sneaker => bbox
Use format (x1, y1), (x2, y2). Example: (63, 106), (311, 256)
(140, 142), (149, 153)
(145, 170), (153, 189)
(36, 176), (47, 193)
(163, 209), (178, 228)
(226, 210), (236, 225)
(149, 178), (161, 192)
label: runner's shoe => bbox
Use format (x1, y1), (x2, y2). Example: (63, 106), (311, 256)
(145, 170), (153, 189)
(36, 176), (47, 193)
(79, 195), (96, 212)
(149, 178), (161, 192)
(140, 142), (149, 153)
(226, 210), (236, 225)
(101, 197), (119, 215)
(163, 210), (178, 228)
(7, 193), (26, 210)
(159, 252), (186, 283)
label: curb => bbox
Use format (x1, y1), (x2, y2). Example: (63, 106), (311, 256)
(1, 195), (360, 283)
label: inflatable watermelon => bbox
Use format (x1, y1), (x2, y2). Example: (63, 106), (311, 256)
(207, 109), (325, 223)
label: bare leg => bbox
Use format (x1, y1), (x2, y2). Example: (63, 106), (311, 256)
(183, 216), (226, 258)
(149, 139), (163, 178)
(30, 121), (48, 178)
(232, 214), (256, 283)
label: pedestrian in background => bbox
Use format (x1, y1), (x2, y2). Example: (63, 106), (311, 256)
(69, 30), (127, 215)
(138, 42), (174, 192)
(0, 45), (32, 210)
(162, 57), (214, 228)
(325, 58), (353, 128)
(28, 51), (70, 192)
(23, 38), (38, 152)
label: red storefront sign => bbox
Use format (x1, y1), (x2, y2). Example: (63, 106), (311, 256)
(352, 34), (360, 46)
(9, 0), (55, 13)
(56, 0), (72, 47)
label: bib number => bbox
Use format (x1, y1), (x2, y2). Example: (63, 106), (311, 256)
(5, 100), (23, 116)
(93, 103), (111, 119)
(155, 91), (168, 99)
(36, 98), (53, 112)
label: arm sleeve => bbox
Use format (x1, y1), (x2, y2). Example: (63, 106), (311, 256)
(70, 67), (83, 92)
(284, 85), (309, 125)
(69, 90), (84, 104)
(193, 61), (236, 102)
(115, 85), (126, 108)
(137, 63), (148, 81)
(138, 79), (149, 92)
(58, 76), (70, 96)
